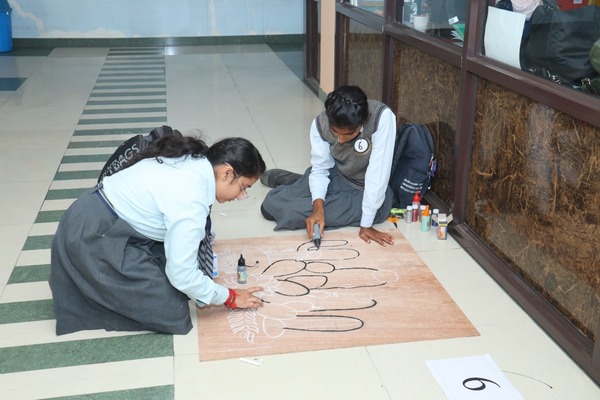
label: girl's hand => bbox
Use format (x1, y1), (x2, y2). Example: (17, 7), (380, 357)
(230, 287), (264, 309)
(358, 226), (395, 246)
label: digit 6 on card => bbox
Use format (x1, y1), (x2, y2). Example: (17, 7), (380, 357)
(426, 354), (524, 400)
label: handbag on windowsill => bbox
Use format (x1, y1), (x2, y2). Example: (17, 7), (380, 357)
(520, 0), (600, 84)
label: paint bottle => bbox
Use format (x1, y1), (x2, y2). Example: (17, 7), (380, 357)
(431, 208), (439, 227)
(419, 205), (426, 223)
(411, 192), (420, 223)
(421, 208), (431, 232)
(237, 254), (247, 284)
(212, 254), (219, 279)
(405, 205), (413, 224)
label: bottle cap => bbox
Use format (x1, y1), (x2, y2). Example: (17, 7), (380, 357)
(433, 208), (439, 214)
(412, 192), (421, 202)
(238, 254), (245, 266)
(420, 205), (426, 210)
(407, 206), (413, 210)
(423, 209), (431, 216)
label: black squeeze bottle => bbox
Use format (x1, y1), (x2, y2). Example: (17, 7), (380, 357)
(237, 254), (247, 284)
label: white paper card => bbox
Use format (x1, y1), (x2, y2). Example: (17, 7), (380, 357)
(484, 7), (526, 69)
(426, 354), (524, 400)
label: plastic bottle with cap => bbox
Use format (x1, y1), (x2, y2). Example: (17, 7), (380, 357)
(421, 207), (431, 232)
(419, 205), (426, 223)
(405, 205), (413, 224)
(237, 254), (247, 284)
(411, 192), (420, 223)
(432, 208), (439, 227)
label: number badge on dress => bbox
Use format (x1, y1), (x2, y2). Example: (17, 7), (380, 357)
(354, 138), (370, 154)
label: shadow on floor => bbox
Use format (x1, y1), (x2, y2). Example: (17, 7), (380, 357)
(268, 43), (303, 82)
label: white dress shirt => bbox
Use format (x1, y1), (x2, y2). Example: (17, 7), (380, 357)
(102, 155), (229, 306)
(308, 107), (397, 227)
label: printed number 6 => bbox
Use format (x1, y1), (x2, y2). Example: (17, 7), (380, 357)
(462, 377), (501, 391)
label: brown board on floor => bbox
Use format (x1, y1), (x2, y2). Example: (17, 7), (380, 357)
(197, 230), (479, 361)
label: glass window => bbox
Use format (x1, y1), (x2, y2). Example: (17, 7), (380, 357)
(345, 0), (385, 16)
(484, 0), (600, 99)
(395, 0), (468, 45)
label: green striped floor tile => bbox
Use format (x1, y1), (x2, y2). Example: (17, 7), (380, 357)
(54, 170), (102, 180)
(82, 107), (167, 115)
(92, 84), (166, 90)
(106, 54), (163, 56)
(44, 385), (174, 400)
(73, 127), (151, 136)
(104, 61), (163, 64)
(0, 333), (173, 373)
(88, 91), (166, 97)
(61, 154), (111, 163)
(22, 235), (54, 251)
(96, 78), (164, 83)
(106, 56), (163, 58)
(78, 117), (166, 125)
(107, 57), (164, 60)
(8, 264), (51, 284)
(101, 61), (163, 63)
(86, 99), (164, 106)
(96, 77), (165, 82)
(35, 210), (65, 223)
(100, 67), (164, 72)
(46, 188), (89, 200)
(107, 55), (164, 59)
(108, 49), (162, 52)
(0, 300), (54, 324)
(99, 71), (165, 76)
(67, 140), (123, 149)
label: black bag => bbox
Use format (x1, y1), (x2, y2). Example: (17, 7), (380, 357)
(389, 124), (436, 208)
(590, 38), (600, 74)
(520, 2), (600, 83)
(98, 125), (182, 182)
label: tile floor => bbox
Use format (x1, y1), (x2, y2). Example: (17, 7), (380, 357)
(0, 44), (599, 400)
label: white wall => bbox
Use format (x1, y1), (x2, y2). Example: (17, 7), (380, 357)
(7, 0), (303, 39)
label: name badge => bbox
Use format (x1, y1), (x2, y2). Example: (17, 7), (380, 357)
(354, 138), (370, 154)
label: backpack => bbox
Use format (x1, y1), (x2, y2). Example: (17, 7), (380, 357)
(97, 125), (182, 182)
(389, 123), (436, 208)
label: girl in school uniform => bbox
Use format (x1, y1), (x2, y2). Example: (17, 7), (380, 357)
(50, 135), (265, 335)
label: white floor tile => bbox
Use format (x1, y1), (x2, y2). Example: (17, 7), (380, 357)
(1, 281), (52, 302)
(0, 57), (47, 77)
(0, 182), (51, 225)
(174, 348), (390, 400)
(0, 225), (31, 270)
(0, 150), (64, 183)
(0, 358), (173, 400)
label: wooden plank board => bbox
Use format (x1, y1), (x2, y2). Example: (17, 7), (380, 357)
(197, 230), (478, 361)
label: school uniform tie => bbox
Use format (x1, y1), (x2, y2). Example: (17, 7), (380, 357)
(197, 206), (214, 279)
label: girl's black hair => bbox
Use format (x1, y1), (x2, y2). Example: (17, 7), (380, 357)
(123, 135), (266, 178)
(324, 85), (369, 130)
(207, 137), (266, 178)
